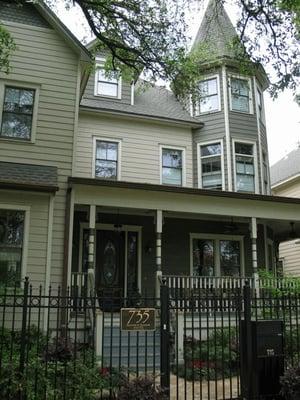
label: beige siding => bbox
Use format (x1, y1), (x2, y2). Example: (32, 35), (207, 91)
(0, 20), (80, 286)
(76, 113), (194, 187)
(273, 181), (300, 198)
(0, 190), (50, 287)
(279, 240), (300, 277)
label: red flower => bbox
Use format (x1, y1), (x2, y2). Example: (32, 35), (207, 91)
(99, 367), (110, 376)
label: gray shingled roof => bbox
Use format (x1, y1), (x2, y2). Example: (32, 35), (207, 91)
(0, 161), (58, 191)
(81, 84), (201, 126)
(193, 0), (238, 59)
(271, 148), (300, 186)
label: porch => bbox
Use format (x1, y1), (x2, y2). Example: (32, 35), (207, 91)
(67, 178), (300, 301)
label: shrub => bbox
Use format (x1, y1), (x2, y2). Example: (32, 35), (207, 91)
(280, 367), (300, 400)
(117, 376), (168, 400)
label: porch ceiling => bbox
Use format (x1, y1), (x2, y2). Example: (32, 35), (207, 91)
(70, 178), (300, 223)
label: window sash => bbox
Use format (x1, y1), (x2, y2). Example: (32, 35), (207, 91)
(235, 143), (255, 192)
(1, 87), (35, 140)
(162, 148), (183, 185)
(95, 141), (119, 179)
(231, 78), (250, 113)
(197, 77), (219, 114)
(200, 143), (223, 190)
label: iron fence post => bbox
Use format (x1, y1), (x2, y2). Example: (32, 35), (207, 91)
(19, 277), (29, 399)
(244, 281), (253, 400)
(160, 281), (170, 398)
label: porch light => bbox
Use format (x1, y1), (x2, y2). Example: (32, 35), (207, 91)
(114, 223), (123, 233)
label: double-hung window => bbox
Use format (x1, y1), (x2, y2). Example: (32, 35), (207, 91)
(161, 147), (184, 186)
(0, 86), (36, 140)
(256, 87), (265, 122)
(0, 209), (25, 285)
(234, 142), (256, 192)
(230, 77), (252, 113)
(95, 67), (121, 98)
(196, 76), (220, 114)
(199, 142), (223, 190)
(94, 140), (120, 180)
(262, 152), (269, 194)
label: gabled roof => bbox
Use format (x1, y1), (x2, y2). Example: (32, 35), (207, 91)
(81, 83), (202, 127)
(32, 1), (91, 63)
(271, 147), (300, 188)
(193, 0), (237, 59)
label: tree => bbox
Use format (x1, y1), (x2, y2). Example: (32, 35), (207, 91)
(0, 0), (299, 98)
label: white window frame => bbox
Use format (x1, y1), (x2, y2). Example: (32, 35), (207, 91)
(255, 84), (265, 124)
(262, 151), (270, 195)
(190, 233), (245, 276)
(233, 139), (259, 194)
(94, 60), (122, 99)
(0, 80), (40, 143)
(0, 204), (30, 284)
(195, 74), (221, 115)
(78, 223), (142, 296)
(197, 139), (225, 190)
(229, 74), (253, 114)
(92, 136), (122, 180)
(159, 144), (186, 186)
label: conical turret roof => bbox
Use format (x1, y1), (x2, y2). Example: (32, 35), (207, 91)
(193, 0), (238, 60)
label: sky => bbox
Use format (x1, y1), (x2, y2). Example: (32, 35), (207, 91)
(55, 1), (300, 166)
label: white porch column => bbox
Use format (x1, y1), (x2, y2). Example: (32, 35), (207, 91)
(88, 205), (96, 289)
(156, 210), (163, 298)
(250, 217), (259, 290)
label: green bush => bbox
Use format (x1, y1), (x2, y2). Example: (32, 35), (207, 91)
(179, 328), (238, 381)
(117, 376), (168, 400)
(280, 367), (300, 400)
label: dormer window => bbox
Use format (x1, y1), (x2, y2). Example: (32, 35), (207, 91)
(230, 76), (253, 113)
(195, 76), (220, 115)
(94, 67), (121, 98)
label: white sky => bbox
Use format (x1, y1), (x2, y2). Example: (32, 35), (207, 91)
(55, 1), (300, 166)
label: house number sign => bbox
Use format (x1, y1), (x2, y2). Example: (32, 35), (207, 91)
(121, 308), (156, 331)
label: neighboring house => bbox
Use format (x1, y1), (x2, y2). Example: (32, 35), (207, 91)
(271, 148), (300, 277)
(1, 0), (300, 302)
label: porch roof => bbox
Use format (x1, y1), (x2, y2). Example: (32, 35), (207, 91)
(69, 177), (300, 224)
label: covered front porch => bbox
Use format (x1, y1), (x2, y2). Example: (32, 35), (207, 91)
(65, 178), (300, 300)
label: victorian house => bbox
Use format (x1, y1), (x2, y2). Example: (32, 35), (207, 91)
(1, 0), (300, 305)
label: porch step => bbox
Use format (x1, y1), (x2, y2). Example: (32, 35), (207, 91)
(102, 324), (160, 370)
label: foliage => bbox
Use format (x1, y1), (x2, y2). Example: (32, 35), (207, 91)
(0, 24), (16, 74)
(176, 328), (238, 380)
(117, 376), (168, 400)
(0, 327), (121, 400)
(280, 366), (300, 400)
(0, 0), (299, 98)
(258, 269), (300, 296)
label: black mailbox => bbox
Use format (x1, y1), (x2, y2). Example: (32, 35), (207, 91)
(240, 320), (284, 399)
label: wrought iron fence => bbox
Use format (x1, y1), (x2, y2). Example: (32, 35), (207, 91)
(1, 278), (300, 400)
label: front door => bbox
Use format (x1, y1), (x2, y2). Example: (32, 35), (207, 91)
(96, 230), (125, 300)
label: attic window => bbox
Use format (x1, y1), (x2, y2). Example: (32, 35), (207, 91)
(95, 67), (121, 98)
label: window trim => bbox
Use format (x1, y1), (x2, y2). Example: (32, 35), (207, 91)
(255, 84), (265, 124)
(190, 233), (245, 277)
(0, 204), (30, 284)
(233, 139), (259, 194)
(195, 74), (221, 115)
(229, 74), (253, 114)
(94, 62), (122, 99)
(92, 136), (122, 180)
(0, 80), (40, 143)
(159, 144), (186, 186)
(197, 139), (225, 190)
(262, 151), (270, 195)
